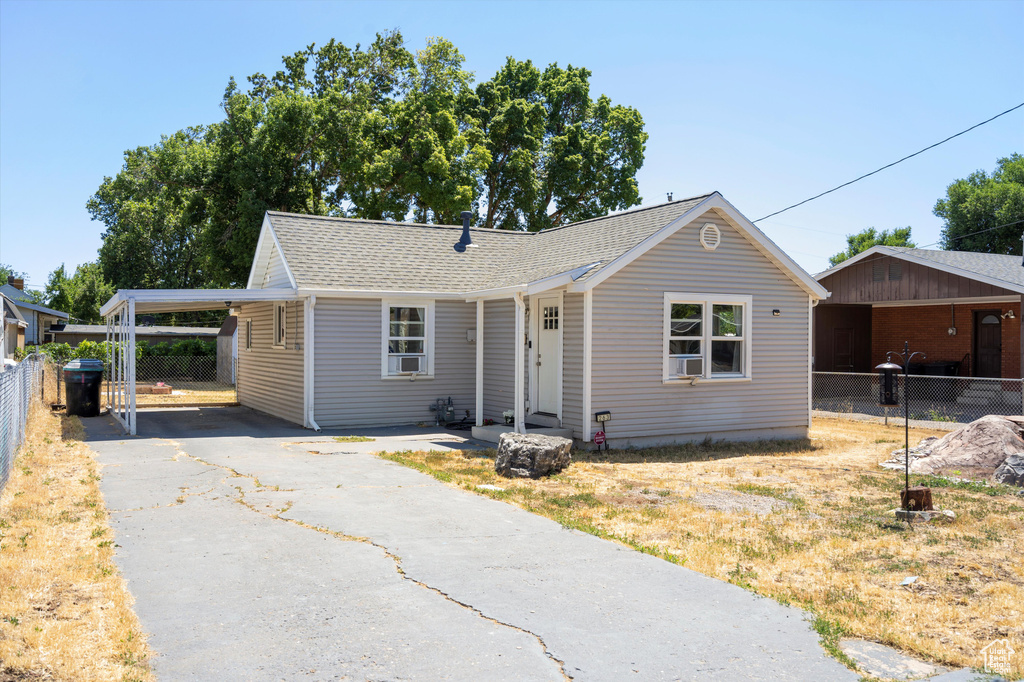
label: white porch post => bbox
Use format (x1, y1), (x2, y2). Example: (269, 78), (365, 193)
(514, 292), (526, 434)
(475, 299), (484, 426)
(127, 296), (136, 435)
(582, 289), (593, 442)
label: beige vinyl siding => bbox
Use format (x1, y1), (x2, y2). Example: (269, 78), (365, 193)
(313, 298), (476, 427)
(591, 209), (810, 441)
(262, 242), (292, 288)
(236, 301), (305, 425)
(561, 293), (585, 436)
(482, 299), (515, 422)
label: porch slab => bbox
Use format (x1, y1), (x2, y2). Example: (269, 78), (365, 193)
(471, 424), (574, 443)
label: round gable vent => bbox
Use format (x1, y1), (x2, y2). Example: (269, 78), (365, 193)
(699, 223), (721, 251)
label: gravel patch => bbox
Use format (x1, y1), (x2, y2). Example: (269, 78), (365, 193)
(691, 490), (793, 515)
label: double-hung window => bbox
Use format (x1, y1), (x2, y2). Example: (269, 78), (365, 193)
(664, 293), (751, 382)
(382, 301), (434, 377)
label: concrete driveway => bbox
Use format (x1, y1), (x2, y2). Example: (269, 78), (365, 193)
(85, 407), (856, 681)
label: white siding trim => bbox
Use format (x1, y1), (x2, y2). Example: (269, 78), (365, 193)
(304, 295), (320, 431)
(807, 296), (813, 427)
(476, 300), (484, 426)
(514, 292), (526, 434)
(247, 215), (298, 290)
(583, 289), (593, 442)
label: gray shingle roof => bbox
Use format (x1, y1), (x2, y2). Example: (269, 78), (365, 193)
(884, 247), (1024, 291)
(817, 246), (1024, 293)
(266, 194), (712, 293)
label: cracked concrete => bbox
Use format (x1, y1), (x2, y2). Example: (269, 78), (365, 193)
(85, 406), (857, 681)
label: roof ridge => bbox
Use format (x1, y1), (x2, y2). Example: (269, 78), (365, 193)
(534, 193), (715, 234)
(267, 211), (531, 236)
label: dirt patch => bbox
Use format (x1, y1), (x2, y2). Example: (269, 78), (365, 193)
(691, 489), (793, 515)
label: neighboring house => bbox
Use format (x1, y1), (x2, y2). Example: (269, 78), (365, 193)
(1, 280), (69, 345)
(814, 246), (1023, 379)
(101, 192), (828, 444)
(50, 324), (220, 346)
(2, 292), (28, 359)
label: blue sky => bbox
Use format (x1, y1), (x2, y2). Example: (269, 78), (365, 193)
(1, 0), (1022, 291)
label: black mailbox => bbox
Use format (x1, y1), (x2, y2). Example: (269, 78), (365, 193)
(876, 361), (901, 406)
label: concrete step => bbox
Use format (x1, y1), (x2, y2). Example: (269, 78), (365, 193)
(471, 424), (574, 443)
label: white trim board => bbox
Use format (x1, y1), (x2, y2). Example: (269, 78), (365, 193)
(247, 215), (298, 290)
(100, 289), (300, 316)
(867, 296), (1020, 308)
(567, 193), (829, 300)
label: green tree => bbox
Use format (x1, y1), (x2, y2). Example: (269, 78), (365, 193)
(88, 33), (648, 286)
(466, 59), (648, 231)
(935, 153), (1024, 254)
(44, 261), (116, 323)
(828, 227), (915, 267)
(1, 263), (26, 282)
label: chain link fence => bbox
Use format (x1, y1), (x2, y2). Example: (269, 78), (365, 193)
(813, 371), (1024, 425)
(127, 355), (237, 406)
(1, 355), (44, 495)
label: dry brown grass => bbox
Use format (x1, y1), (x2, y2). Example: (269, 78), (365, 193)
(380, 418), (1024, 678)
(0, 381), (153, 681)
(94, 380), (237, 406)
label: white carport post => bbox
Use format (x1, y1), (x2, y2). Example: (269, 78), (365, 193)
(105, 297), (136, 436)
(513, 292), (526, 434)
(475, 300), (484, 426)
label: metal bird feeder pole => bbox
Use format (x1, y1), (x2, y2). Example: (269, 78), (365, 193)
(883, 342), (926, 513)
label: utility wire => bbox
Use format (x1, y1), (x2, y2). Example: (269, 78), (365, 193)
(754, 102), (1024, 223)
(916, 218), (1024, 249)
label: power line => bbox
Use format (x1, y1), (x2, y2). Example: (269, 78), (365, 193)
(754, 101), (1024, 223)
(917, 218), (1024, 249)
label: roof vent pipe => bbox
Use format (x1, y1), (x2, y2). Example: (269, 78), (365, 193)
(454, 211), (476, 252)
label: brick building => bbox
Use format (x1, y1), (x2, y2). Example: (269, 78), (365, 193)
(814, 247), (1022, 379)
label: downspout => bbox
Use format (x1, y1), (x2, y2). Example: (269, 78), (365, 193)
(305, 295), (321, 431)
(514, 292), (526, 435)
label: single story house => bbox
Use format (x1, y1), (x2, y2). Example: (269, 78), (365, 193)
(101, 192), (828, 444)
(50, 323), (220, 347)
(2, 291), (28, 359)
(1, 280), (69, 345)
(814, 246), (1023, 379)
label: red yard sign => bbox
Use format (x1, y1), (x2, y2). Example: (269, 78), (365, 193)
(594, 430), (606, 445)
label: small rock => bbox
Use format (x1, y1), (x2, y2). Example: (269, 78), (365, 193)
(494, 433), (572, 479)
(476, 484), (505, 492)
(993, 454), (1024, 487)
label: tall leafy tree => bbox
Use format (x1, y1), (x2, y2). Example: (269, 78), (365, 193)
(935, 153), (1024, 254)
(43, 262), (115, 324)
(828, 227), (915, 267)
(88, 33), (648, 287)
(468, 60), (647, 231)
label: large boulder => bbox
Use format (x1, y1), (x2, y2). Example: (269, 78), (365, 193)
(495, 433), (572, 479)
(994, 454), (1024, 487)
(904, 415), (1024, 474)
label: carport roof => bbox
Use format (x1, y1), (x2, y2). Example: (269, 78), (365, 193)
(100, 288), (299, 316)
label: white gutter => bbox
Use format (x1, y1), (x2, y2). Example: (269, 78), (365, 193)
(298, 288), (464, 300)
(305, 294), (321, 431)
(475, 300), (484, 427)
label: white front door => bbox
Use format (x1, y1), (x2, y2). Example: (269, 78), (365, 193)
(535, 295), (561, 414)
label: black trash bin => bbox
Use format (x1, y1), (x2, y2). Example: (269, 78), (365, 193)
(64, 359), (104, 417)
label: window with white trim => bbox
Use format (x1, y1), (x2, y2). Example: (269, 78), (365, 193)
(664, 293), (751, 381)
(382, 301), (434, 377)
(273, 303), (286, 347)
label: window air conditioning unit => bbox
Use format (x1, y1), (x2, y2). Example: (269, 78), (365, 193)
(673, 356), (703, 378)
(399, 356), (422, 374)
